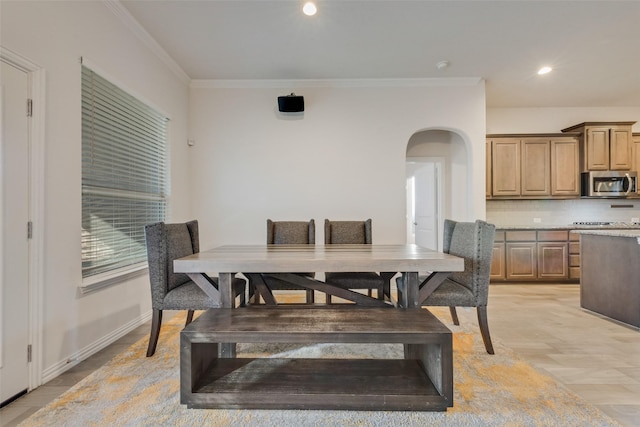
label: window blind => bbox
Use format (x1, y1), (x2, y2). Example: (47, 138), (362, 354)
(81, 65), (168, 278)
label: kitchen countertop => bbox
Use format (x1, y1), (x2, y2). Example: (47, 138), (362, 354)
(495, 224), (640, 230)
(571, 229), (640, 238)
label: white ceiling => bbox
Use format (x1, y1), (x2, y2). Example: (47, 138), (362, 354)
(119, 0), (640, 108)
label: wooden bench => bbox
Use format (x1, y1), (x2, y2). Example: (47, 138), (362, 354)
(180, 306), (453, 411)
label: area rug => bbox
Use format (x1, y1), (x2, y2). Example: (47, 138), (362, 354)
(20, 309), (620, 427)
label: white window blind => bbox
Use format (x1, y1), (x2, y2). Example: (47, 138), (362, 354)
(81, 65), (168, 278)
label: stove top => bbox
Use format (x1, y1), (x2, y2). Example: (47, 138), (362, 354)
(573, 221), (614, 226)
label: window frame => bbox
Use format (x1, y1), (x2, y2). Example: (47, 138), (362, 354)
(80, 61), (170, 290)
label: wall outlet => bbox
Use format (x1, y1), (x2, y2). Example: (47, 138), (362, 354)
(533, 218), (542, 223)
(632, 217), (639, 223)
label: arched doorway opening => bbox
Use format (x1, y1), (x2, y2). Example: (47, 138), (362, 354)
(406, 129), (469, 250)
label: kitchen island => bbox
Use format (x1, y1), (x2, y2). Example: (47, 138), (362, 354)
(573, 229), (640, 329)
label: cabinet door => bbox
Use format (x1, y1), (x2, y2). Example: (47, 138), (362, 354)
(586, 127), (610, 170)
(521, 139), (550, 196)
(492, 139), (521, 196)
(537, 242), (568, 279)
(609, 126), (632, 170)
(506, 242), (537, 280)
(486, 139), (492, 197)
(551, 138), (580, 196)
(490, 243), (505, 280)
(631, 135), (640, 174)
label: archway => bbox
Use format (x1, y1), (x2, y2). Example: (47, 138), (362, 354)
(405, 129), (469, 250)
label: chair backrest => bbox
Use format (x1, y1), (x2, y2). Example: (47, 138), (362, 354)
(324, 219), (372, 244)
(442, 219), (496, 305)
(145, 220), (199, 308)
(267, 219), (315, 244)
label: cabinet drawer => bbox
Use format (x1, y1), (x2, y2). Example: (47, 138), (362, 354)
(569, 232), (580, 241)
(569, 267), (581, 279)
(569, 242), (580, 254)
(494, 231), (505, 242)
(538, 230), (568, 241)
(505, 231), (536, 241)
(569, 254), (581, 267)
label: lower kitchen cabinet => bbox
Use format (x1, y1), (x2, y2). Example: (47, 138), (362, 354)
(490, 231), (506, 280)
(491, 229), (572, 283)
(569, 232), (581, 279)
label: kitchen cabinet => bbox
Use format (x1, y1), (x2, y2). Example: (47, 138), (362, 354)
(521, 139), (550, 196)
(486, 139), (492, 197)
(569, 232), (580, 280)
(490, 138), (520, 196)
(490, 231), (505, 280)
(487, 134), (579, 199)
(631, 133), (640, 174)
(561, 122), (635, 171)
(537, 230), (568, 279)
(550, 137), (580, 196)
(492, 229), (571, 282)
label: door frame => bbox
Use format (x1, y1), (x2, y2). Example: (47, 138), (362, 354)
(1, 47), (45, 391)
(406, 156), (445, 251)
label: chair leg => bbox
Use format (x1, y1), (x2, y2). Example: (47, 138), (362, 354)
(185, 310), (195, 326)
(449, 307), (460, 325)
(306, 289), (315, 304)
(238, 289), (246, 307)
(327, 294), (332, 304)
(146, 309), (163, 357)
(477, 306), (495, 355)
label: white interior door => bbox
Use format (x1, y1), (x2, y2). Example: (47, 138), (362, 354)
(407, 158), (443, 251)
(1, 60), (30, 405)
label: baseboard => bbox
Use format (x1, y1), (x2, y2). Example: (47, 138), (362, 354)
(41, 310), (152, 384)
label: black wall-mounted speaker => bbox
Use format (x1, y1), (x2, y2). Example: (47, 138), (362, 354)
(278, 93), (304, 112)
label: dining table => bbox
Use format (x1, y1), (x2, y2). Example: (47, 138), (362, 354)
(174, 243), (464, 357)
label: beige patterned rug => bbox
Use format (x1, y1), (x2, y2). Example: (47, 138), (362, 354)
(20, 309), (620, 426)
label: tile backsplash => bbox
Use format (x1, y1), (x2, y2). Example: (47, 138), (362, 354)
(486, 198), (640, 227)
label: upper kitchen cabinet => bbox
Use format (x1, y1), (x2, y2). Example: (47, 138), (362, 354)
(631, 133), (640, 173)
(550, 136), (580, 196)
(487, 134), (579, 199)
(561, 122), (636, 171)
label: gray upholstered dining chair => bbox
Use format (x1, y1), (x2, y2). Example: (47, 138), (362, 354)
(144, 220), (246, 357)
(324, 219), (385, 304)
(396, 219), (496, 354)
(251, 219), (316, 304)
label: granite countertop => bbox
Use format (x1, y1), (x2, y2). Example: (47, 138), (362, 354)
(571, 229), (640, 237)
(495, 225), (640, 230)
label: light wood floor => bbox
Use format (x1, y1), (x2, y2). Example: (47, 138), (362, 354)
(1, 284), (639, 426)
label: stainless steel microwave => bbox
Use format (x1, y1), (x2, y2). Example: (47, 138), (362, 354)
(581, 171), (637, 197)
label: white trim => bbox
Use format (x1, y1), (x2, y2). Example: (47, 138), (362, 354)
(80, 264), (148, 294)
(41, 310), (152, 384)
(191, 77), (484, 89)
(0, 46), (46, 391)
(102, 0), (190, 85)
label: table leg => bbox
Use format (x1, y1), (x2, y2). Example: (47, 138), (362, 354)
(218, 273), (236, 358)
(400, 272), (420, 308)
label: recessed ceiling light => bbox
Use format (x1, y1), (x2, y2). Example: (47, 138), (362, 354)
(303, 2), (317, 16)
(537, 66), (552, 75)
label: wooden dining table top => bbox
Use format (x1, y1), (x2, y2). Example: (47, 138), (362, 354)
(173, 243), (464, 274)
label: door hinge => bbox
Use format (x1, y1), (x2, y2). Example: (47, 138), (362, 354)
(27, 98), (33, 117)
(27, 221), (33, 239)
(28, 344), (32, 363)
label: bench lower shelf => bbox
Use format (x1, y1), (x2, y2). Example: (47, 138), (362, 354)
(188, 357), (444, 410)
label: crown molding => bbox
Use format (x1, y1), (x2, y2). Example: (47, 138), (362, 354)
(103, 0), (190, 85)
(190, 77), (484, 89)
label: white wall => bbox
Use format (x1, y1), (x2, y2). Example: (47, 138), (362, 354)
(1, 1), (190, 380)
(487, 107), (640, 134)
(188, 81), (486, 250)
(486, 106), (640, 226)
